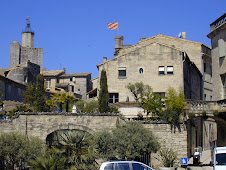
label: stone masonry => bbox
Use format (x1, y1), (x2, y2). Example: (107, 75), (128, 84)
(0, 113), (188, 168)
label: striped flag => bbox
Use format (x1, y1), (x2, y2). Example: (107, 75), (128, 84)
(107, 22), (118, 30)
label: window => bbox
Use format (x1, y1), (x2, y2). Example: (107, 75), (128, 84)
(132, 163), (152, 170)
(24, 76), (27, 83)
(218, 39), (226, 57)
(109, 93), (119, 103)
(154, 92), (165, 97)
(18, 88), (22, 101)
(118, 67), (126, 78)
(158, 66), (165, 75)
(7, 85), (11, 99)
(167, 66), (174, 74)
(71, 86), (74, 92)
(219, 56), (225, 67)
(46, 79), (51, 89)
(139, 68), (144, 74)
(216, 153), (226, 165)
(204, 94), (207, 101)
(103, 163), (114, 170)
(204, 63), (207, 73)
(70, 77), (76, 82)
(115, 163), (130, 170)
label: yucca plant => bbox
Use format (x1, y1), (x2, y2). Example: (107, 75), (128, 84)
(158, 147), (178, 167)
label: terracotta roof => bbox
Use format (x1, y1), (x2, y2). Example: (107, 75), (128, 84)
(60, 73), (91, 77)
(41, 69), (65, 76)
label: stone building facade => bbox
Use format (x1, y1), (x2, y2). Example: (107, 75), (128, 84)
(94, 35), (204, 118)
(207, 13), (226, 100)
(41, 69), (92, 100)
(0, 75), (26, 102)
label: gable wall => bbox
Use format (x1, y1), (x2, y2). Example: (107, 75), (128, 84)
(99, 43), (184, 102)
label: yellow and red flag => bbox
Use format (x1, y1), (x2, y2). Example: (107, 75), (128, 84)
(107, 22), (118, 30)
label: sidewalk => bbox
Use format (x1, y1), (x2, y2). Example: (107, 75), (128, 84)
(188, 150), (212, 165)
(185, 150), (212, 170)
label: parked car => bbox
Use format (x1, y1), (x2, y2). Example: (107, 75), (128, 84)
(213, 146), (226, 170)
(99, 160), (155, 170)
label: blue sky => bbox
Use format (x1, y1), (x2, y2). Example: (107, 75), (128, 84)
(0, 0), (225, 78)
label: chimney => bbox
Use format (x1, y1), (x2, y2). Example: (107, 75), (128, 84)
(103, 57), (107, 63)
(114, 36), (124, 56)
(182, 32), (186, 39)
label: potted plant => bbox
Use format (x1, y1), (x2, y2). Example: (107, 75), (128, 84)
(158, 147), (178, 170)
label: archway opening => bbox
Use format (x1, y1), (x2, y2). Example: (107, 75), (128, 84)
(46, 129), (91, 148)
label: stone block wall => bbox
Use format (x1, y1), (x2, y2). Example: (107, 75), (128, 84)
(143, 123), (187, 168)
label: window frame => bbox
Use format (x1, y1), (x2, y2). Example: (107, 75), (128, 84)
(158, 66), (165, 75)
(118, 67), (127, 78)
(109, 93), (119, 104)
(166, 66), (174, 75)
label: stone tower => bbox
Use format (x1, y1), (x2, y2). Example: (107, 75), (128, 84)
(207, 13), (226, 100)
(22, 18), (34, 48)
(10, 17), (43, 68)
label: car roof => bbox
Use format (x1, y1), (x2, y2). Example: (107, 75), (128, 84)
(103, 160), (140, 163)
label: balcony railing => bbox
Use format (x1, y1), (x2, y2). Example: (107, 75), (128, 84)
(186, 99), (226, 113)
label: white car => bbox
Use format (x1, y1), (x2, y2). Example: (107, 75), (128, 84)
(99, 160), (155, 170)
(213, 147), (226, 170)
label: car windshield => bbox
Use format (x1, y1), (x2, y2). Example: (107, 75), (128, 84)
(216, 153), (226, 165)
(103, 163), (114, 170)
(115, 163), (130, 170)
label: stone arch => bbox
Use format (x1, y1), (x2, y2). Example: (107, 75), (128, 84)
(41, 124), (96, 142)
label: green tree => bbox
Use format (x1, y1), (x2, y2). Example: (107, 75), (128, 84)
(98, 69), (109, 113)
(74, 100), (85, 113)
(127, 82), (164, 118)
(75, 100), (119, 114)
(94, 130), (116, 160)
(160, 87), (185, 131)
(83, 100), (99, 113)
(22, 83), (36, 106)
(0, 132), (43, 169)
(56, 130), (97, 170)
(139, 85), (165, 118)
(95, 122), (159, 161)
(34, 74), (46, 112)
(126, 82), (146, 102)
(7, 104), (33, 118)
(46, 93), (76, 112)
(22, 74), (48, 112)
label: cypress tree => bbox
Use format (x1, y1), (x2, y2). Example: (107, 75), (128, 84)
(34, 74), (46, 112)
(98, 69), (109, 113)
(22, 83), (36, 106)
